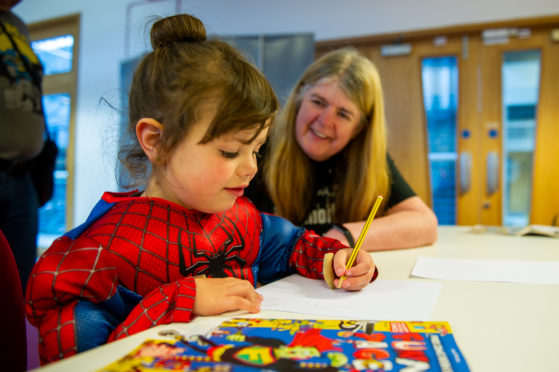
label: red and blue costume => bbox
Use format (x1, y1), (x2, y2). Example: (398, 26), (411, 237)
(25, 191), (375, 365)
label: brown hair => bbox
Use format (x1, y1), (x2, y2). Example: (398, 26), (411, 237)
(118, 14), (278, 188)
(264, 48), (390, 224)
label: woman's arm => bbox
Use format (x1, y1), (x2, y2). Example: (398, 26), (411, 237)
(324, 196), (438, 251)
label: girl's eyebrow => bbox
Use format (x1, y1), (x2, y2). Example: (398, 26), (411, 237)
(229, 130), (267, 145)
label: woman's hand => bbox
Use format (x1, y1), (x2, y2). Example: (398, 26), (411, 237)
(193, 277), (263, 316)
(332, 249), (376, 290)
(323, 227), (350, 247)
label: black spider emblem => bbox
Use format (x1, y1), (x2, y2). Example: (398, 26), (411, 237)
(178, 229), (247, 278)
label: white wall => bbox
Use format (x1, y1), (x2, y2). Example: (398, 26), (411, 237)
(14, 0), (559, 226)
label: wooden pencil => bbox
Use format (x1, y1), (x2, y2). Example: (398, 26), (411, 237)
(337, 195), (383, 289)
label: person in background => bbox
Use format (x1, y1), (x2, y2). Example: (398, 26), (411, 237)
(0, 0), (43, 292)
(25, 14), (377, 365)
(246, 48), (438, 251)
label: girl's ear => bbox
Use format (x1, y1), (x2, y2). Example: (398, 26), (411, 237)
(136, 118), (164, 163)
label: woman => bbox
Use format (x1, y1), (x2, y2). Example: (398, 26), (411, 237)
(246, 48), (438, 251)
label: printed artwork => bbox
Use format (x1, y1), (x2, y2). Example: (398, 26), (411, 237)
(99, 318), (470, 372)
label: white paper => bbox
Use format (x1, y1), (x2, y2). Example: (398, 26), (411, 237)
(257, 275), (442, 320)
(411, 256), (559, 284)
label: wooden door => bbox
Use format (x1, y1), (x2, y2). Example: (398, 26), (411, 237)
(474, 25), (559, 225)
(531, 26), (559, 225)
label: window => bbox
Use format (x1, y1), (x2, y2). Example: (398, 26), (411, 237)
(29, 15), (79, 249)
(31, 34), (74, 75)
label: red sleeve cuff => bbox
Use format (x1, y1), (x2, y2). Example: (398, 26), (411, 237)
(371, 266), (379, 282)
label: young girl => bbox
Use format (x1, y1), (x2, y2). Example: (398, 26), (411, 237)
(25, 14), (377, 365)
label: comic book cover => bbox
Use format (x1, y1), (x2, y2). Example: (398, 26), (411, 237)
(99, 318), (470, 372)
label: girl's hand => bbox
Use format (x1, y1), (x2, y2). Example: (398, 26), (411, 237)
(193, 277), (263, 316)
(332, 249), (376, 290)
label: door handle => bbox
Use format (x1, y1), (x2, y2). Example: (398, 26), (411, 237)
(459, 151), (472, 194)
(486, 151), (499, 195)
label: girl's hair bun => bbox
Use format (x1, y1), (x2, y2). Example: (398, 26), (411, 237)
(150, 14), (207, 49)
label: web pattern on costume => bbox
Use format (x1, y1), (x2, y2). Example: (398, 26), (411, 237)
(82, 198), (261, 295)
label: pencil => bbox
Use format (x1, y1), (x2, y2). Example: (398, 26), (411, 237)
(337, 194), (383, 289)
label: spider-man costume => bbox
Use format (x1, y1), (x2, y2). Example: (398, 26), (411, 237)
(25, 191), (377, 365)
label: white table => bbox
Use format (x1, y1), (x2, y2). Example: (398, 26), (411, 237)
(374, 226), (559, 372)
(31, 226), (559, 372)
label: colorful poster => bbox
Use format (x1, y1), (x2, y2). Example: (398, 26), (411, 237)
(99, 318), (469, 371)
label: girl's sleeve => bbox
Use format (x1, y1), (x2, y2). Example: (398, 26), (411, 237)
(25, 236), (118, 363)
(258, 213), (348, 284)
(106, 278), (196, 342)
(25, 236), (196, 365)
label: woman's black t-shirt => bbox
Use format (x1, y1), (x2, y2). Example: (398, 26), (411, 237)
(245, 150), (416, 234)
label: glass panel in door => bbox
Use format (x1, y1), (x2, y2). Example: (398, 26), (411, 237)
(421, 56), (459, 225)
(501, 50), (541, 227)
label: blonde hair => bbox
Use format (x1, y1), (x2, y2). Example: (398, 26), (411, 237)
(264, 48), (390, 224)
(118, 14), (278, 188)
